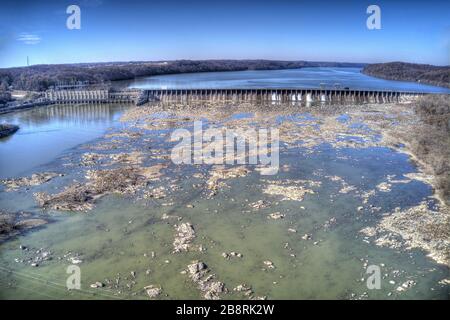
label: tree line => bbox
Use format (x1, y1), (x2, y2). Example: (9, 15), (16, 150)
(0, 60), (364, 92)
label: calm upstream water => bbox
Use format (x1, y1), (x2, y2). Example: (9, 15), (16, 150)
(0, 70), (449, 299)
(0, 104), (128, 179)
(117, 67), (450, 93)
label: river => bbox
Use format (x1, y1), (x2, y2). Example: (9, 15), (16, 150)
(0, 69), (449, 300)
(116, 67), (450, 93)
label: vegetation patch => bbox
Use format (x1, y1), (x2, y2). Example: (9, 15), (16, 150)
(363, 62), (450, 88)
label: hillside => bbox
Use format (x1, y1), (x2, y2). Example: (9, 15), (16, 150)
(363, 62), (450, 88)
(0, 60), (364, 92)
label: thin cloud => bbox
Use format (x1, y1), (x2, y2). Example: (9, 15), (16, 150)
(17, 33), (41, 45)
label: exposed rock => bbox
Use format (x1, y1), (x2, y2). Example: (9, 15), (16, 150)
(360, 226), (377, 237)
(81, 152), (144, 167)
(263, 260), (275, 269)
(250, 296), (267, 300)
(233, 284), (251, 292)
(143, 186), (166, 199)
(248, 200), (270, 210)
(144, 285), (162, 298)
(396, 280), (416, 292)
(325, 175), (357, 194)
(80, 153), (107, 166)
(108, 152), (144, 165)
(1, 172), (60, 191)
(376, 182), (392, 192)
(221, 251), (243, 259)
(34, 183), (96, 212)
(323, 217), (337, 230)
(339, 184), (357, 194)
(207, 165), (250, 196)
(268, 212), (285, 220)
(360, 202), (450, 265)
(173, 223), (196, 253)
(69, 256), (83, 264)
(161, 213), (181, 221)
(361, 190), (376, 204)
(327, 175), (343, 182)
(90, 281), (104, 288)
(262, 180), (317, 202)
(13, 246), (53, 266)
(34, 164), (166, 211)
(104, 131), (143, 139)
(186, 260), (226, 300)
(301, 233), (312, 240)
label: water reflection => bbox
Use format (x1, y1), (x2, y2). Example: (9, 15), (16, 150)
(3, 104), (120, 127)
(0, 103), (129, 179)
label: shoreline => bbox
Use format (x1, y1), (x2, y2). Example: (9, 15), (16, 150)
(362, 69), (450, 90)
(362, 62), (450, 90)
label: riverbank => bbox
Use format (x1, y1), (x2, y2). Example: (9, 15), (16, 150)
(363, 62), (450, 89)
(0, 99), (53, 115)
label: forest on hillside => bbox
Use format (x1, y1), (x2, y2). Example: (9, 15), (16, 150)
(0, 60), (364, 92)
(363, 62), (450, 89)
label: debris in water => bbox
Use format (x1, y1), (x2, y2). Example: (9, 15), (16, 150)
(144, 285), (162, 298)
(173, 223), (196, 253)
(186, 260), (226, 300)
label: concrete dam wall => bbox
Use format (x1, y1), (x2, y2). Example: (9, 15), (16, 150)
(44, 89), (141, 104)
(142, 89), (425, 104)
(44, 88), (425, 105)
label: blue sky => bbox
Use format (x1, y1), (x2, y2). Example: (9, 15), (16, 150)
(0, 0), (449, 67)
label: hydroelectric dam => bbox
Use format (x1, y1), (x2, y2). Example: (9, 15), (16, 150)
(43, 88), (427, 105)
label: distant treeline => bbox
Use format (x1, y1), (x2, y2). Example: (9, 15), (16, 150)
(363, 62), (450, 89)
(0, 60), (364, 92)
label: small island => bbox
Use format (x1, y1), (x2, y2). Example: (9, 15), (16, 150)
(0, 123), (19, 138)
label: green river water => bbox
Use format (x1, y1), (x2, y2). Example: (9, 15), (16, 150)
(0, 103), (448, 300)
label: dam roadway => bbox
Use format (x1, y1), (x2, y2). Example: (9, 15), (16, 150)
(43, 88), (428, 105)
